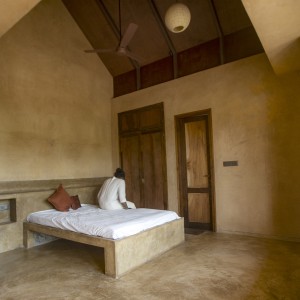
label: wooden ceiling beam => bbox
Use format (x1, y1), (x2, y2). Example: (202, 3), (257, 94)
(208, 0), (225, 64)
(95, 0), (120, 39)
(148, 0), (178, 79)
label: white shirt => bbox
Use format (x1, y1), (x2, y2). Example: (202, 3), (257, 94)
(97, 177), (126, 210)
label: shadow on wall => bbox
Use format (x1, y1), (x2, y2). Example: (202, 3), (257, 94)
(273, 37), (300, 74)
(266, 71), (300, 240)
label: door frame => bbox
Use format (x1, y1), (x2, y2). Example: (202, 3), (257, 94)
(175, 109), (216, 231)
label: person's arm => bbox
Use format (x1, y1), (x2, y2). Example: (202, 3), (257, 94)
(118, 180), (128, 209)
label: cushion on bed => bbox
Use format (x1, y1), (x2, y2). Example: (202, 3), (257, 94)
(48, 184), (72, 211)
(70, 195), (81, 210)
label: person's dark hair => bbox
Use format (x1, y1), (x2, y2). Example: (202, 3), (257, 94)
(114, 168), (125, 179)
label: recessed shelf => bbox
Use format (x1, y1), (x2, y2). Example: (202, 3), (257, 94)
(0, 198), (16, 225)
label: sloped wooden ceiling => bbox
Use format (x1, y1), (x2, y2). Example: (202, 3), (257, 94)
(62, 0), (264, 97)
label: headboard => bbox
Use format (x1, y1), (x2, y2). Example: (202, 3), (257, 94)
(0, 177), (107, 253)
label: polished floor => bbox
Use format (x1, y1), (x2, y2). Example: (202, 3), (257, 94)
(0, 232), (299, 300)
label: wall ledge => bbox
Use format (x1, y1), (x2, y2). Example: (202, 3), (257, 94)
(0, 177), (108, 196)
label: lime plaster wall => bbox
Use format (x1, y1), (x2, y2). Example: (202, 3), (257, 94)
(111, 54), (300, 241)
(0, 0), (41, 38)
(242, 0), (300, 75)
(0, 0), (113, 181)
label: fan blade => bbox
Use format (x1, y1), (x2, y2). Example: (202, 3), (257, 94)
(119, 23), (138, 48)
(124, 49), (143, 64)
(84, 48), (116, 53)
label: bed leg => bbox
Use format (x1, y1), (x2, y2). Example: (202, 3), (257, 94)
(104, 244), (117, 278)
(23, 223), (36, 248)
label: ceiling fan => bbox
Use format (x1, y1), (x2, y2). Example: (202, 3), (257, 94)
(84, 0), (141, 63)
(84, 23), (140, 62)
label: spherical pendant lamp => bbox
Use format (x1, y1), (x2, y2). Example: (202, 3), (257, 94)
(165, 3), (191, 33)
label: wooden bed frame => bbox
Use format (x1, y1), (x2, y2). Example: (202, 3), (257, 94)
(23, 218), (184, 278)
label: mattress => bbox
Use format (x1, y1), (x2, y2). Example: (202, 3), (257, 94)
(27, 204), (180, 240)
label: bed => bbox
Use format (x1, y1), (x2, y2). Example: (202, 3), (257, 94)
(23, 205), (185, 278)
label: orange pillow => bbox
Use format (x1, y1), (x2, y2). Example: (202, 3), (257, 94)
(48, 184), (72, 212)
(70, 195), (81, 210)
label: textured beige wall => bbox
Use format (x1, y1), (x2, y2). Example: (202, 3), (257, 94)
(0, 0), (113, 181)
(0, 0), (41, 38)
(242, 0), (300, 75)
(111, 54), (300, 241)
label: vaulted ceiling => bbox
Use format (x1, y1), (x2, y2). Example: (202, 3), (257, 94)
(1, 0), (299, 97)
(62, 0), (264, 96)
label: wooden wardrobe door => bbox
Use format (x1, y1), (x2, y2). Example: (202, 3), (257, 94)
(140, 132), (166, 209)
(120, 135), (142, 207)
(118, 103), (167, 210)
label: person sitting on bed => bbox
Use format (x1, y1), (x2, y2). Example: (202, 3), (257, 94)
(97, 168), (136, 210)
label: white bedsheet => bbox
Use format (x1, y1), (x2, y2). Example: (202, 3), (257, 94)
(27, 204), (180, 240)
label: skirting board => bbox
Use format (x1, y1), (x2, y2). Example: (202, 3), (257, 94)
(218, 229), (300, 243)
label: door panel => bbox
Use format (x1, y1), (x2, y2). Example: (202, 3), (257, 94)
(119, 111), (139, 134)
(139, 106), (163, 130)
(176, 111), (214, 230)
(185, 120), (209, 188)
(120, 135), (142, 207)
(141, 132), (165, 209)
(188, 193), (210, 223)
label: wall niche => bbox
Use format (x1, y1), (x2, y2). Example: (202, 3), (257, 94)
(0, 198), (16, 225)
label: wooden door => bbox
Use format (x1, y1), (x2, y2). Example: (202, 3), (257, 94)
(120, 135), (142, 207)
(118, 103), (167, 209)
(140, 132), (166, 209)
(176, 111), (214, 230)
